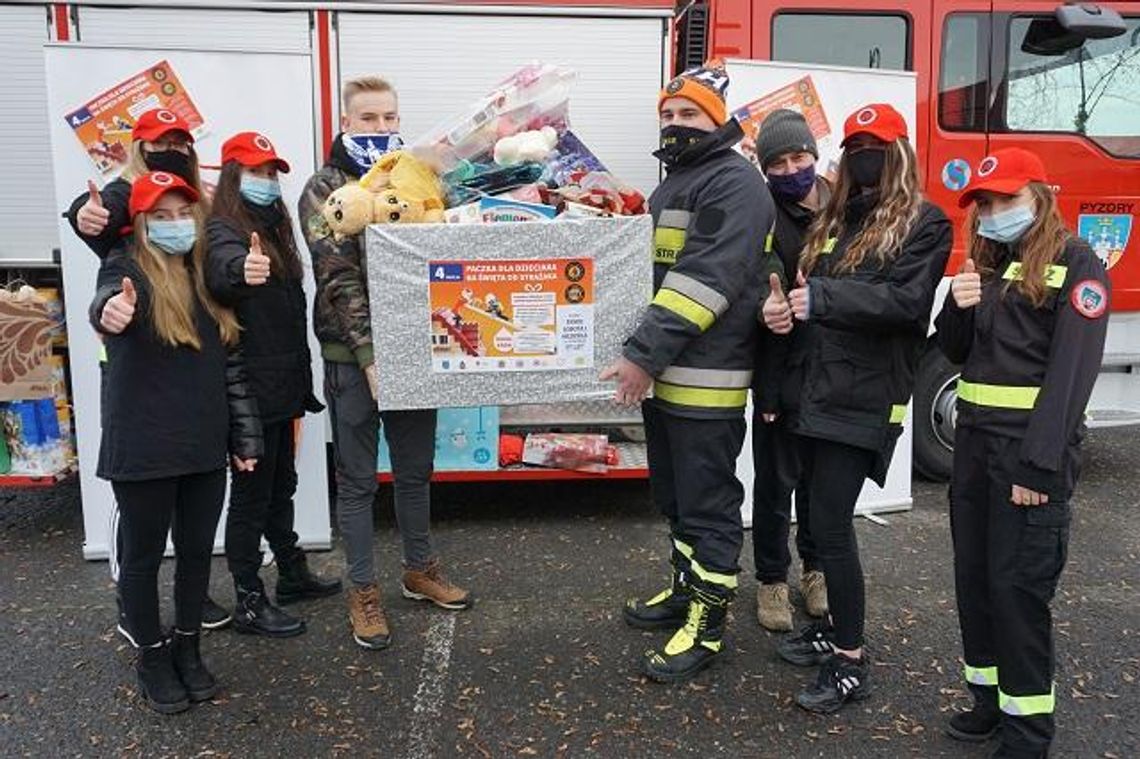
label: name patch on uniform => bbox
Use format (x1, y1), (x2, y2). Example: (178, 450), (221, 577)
(1071, 279), (1108, 319)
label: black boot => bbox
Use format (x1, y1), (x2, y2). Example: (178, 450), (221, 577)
(275, 553), (343, 605)
(170, 629), (219, 702)
(947, 684), (1001, 742)
(796, 652), (872, 714)
(233, 583), (306, 638)
(135, 642), (190, 715)
(623, 548), (692, 631)
(642, 582), (730, 683)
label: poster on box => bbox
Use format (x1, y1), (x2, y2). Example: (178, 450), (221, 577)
(725, 60), (917, 180)
(63, 60), (206, 177)
(366, 215), (652, 411)
(427, 258), (595, 373)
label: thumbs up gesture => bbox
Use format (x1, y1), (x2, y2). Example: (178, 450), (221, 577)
(788, 270), (811, 322)
(77, 180), (111, 236)
(762, 272), (794, 335)
(244, 232), (271, 286)
(951, 258), (982, 309)
(101, 276), (137, 334)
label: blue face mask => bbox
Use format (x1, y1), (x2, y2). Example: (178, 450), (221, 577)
(342, 133), (403, 175)
(765, 164), (817, 202)
(147, 218), (197, 255)
(240, 174), (282, 206)
(978, 204), (1035, 244)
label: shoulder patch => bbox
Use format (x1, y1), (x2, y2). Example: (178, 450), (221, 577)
(1071, 279), (1108, 319)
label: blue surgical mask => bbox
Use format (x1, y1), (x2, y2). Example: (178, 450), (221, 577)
(240, 175), (282, 206)
(147, 218), (197, 255)
(978, 204), (1035, 244)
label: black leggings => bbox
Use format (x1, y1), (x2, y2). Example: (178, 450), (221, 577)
(113, 470), (226, 646)
(799, 435), (874, 651)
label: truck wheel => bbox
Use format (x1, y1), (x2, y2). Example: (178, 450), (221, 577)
(913, 347), (960, 482)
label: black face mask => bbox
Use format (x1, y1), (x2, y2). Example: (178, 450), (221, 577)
(143, 149), (194, 182)
(847, 149), (886, 189)
(245, 197), (286, 229)
(659, 125), (710, 163)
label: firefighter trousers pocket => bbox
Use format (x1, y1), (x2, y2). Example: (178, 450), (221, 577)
(1014, 503), (1071, 596)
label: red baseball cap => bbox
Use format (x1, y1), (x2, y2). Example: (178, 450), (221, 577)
(841, 103), (909, 147)
(957, 148), (1048, 208)
(132, 108), (193, 143)
(221, 131), (291, 173)
(129, 171), (200, 217)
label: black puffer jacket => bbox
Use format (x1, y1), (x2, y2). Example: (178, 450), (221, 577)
(205, 215), (322, 425)
(792, 195), (952, 485)
(66, 177), (132, 259)
(90, 251), (263, 481)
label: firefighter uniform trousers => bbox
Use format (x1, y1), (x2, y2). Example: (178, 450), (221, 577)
(952, 425), (1077, 752)
(643, 399), (746, 595)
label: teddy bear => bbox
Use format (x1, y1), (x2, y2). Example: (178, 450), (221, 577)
(321, 150), (446, 238)
(493, 126), (558, 166)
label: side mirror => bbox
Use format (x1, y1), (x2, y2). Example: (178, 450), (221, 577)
(1055, 2), (1127, 40)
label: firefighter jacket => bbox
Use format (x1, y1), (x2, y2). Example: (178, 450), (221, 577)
(935, 236), (1109, 498)
(623, 122), (774, 420)
(793, 194), (952, 485)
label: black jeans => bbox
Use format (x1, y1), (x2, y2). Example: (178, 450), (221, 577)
(113, 470), (226, 646)
(799, 435), (874, 650)
(751, 411), (817, 583)
(225, 420), (302, 588)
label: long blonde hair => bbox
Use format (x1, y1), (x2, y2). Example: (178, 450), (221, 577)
(133, 203), (239, 349)
(801, 137), (924, 275)
(965, 183), (1068, 308)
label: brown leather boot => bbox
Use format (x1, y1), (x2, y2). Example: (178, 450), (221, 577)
(346, 583), (390, 650)
(402, 559), (471, 610)
(802, 570), (829, 618)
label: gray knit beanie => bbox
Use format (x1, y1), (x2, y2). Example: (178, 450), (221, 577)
(756, 109), (818, 170)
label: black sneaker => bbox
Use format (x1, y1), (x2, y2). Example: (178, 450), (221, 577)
(201, 596), (233, 631)
(796, 653), (872, 714)
(777, 619), (836, 666)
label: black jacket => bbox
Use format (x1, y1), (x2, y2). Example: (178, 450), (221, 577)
(623, 122), (774, 419)
(90, 251), (263, 481)
(66, 177), (132, 259)
(205, 215), (323, 425)
(793, 196), (952, 485)
(935, 236), (1108, 498)
(754, 178), (830, 417)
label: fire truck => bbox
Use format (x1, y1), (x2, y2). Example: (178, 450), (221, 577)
(678, 0), (1140, 478)
(1, 0), (1137, 485)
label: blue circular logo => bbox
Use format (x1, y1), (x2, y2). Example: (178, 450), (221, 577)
(942, 158), (971, 191)
(473, 447), (491, 464)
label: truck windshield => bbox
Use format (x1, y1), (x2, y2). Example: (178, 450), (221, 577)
(1006, 15), (1140, 157)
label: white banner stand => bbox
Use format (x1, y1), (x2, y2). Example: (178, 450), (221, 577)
(44, 44), (330, 559)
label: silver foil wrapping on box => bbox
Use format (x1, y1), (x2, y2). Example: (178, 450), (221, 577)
(366, 215), (653, 411)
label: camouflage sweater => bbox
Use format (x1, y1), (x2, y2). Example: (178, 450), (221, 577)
(298, 134), (374, 367)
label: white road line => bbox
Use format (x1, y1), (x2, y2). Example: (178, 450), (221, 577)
(404, 614), (457, 759)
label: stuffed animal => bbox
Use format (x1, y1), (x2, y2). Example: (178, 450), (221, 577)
(493, 126), (558, 166)
(321, 149), (446, 237)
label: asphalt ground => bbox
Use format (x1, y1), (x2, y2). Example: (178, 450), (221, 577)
(2, 427), (1138, 758)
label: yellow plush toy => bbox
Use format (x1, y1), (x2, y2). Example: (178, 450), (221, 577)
(321, 150), (446, 238)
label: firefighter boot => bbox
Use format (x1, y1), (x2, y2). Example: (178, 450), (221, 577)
(623, 546), (692, 631)
(947, 684), (1001, 743)
(642, 582), (730, 683)
(276, 552), (343, 605)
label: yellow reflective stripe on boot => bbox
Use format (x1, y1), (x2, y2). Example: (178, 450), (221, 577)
(645, 587), (674, 606)
(964, 664), (999, 687)
(999, 686), (1055, 716)
(890, 404), (908, 424)
(957, 380), (1040, 410)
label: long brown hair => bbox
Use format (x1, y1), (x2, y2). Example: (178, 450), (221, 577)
(133, 201), (240, 349)
(208, 161), (303, 280)
(801, 137), (924, 275)
(965, 183), (1068, 307)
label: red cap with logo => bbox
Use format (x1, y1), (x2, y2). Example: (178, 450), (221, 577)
(841, 103), (909, 147)
(129, 171), (200, 218)
(132, 108), (194, 143)
(958, 148), (1048, 208)
(221, 131), (291, 173)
